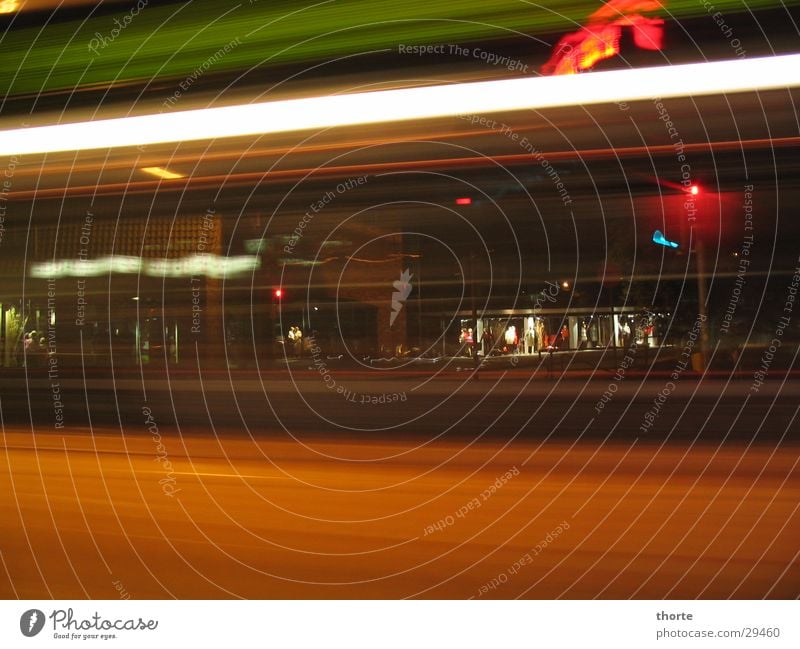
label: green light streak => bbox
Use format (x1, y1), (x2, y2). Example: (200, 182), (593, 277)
(0, 0), (794, 96)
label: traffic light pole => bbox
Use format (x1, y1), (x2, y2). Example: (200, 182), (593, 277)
(694, 233), (711, 370)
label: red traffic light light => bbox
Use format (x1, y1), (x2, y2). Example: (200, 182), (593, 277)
(455, 197), (472, 205)
(273, 288), (283, 299)
(689, 185), (699, 195)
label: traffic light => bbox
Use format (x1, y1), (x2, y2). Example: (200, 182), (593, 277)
(273, 288), (283, 300)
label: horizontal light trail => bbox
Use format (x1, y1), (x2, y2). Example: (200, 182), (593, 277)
(140, 166), (185, 179)
(8, 136), (798, 201)
(2, 53), (799, 156)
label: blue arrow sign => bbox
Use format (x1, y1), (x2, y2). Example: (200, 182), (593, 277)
(653, 230), (679, 249)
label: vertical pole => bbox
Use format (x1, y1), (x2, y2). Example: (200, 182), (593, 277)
(135, 318), (141, 367)
(0, 303), (4, 367)
(469, 251), (479, 379)
(417, 241), (423, 351)
(278, 296), (283, 359)
(695, 233), (710, 370)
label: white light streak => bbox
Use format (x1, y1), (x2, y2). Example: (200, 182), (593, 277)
(2, 54), (799, 156)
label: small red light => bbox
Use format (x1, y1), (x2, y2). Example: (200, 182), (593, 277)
(274, 288), (282, 299)
(690, 185), (699, 195)
(455, 197), (472, 205)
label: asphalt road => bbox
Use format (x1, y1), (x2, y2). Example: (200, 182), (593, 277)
(0, 376), (798, 599)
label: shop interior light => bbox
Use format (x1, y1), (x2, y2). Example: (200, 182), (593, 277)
(1, 54), (799, 156)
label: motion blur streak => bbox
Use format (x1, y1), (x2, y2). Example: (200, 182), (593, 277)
(9, 136), (800, 201)
(3, 0), (792, 95)
(2, 53), (800, 156)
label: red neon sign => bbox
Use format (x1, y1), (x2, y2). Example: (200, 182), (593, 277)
(542, 0), (666, 76)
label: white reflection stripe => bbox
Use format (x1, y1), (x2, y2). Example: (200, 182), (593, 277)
(2, 54), (800, 156)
